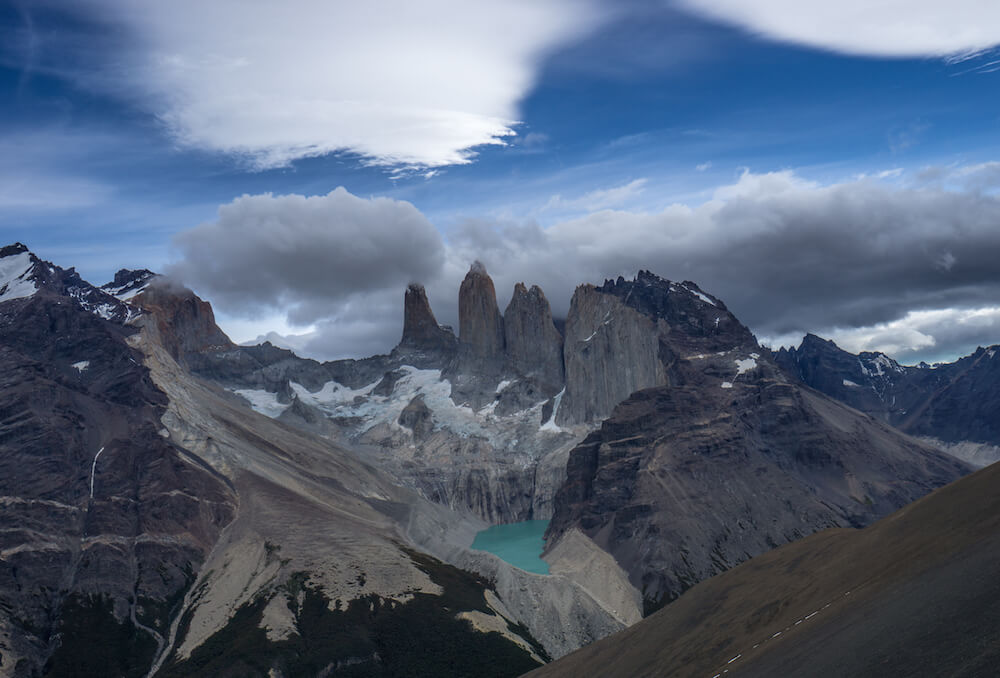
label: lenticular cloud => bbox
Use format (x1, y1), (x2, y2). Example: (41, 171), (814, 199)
(83, 0), (601, 169)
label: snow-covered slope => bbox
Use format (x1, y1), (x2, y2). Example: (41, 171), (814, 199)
(0, 246), (38, 302)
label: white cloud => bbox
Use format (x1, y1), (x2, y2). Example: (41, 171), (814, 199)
(673, 1), (1000, 57)
(78, 0), (602, 169)
(825, 307), (1000, 362)
(695, 162), (712, 172)
(544, 178), (649, 212)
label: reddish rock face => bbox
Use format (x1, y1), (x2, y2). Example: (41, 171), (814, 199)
(399, 283), (457, 353)
(458, 261), (505, 359)
(132, 280), (235, 365)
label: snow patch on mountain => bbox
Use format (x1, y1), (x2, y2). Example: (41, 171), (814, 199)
(672, 282), (717, 307)
(540, 388), (566, 433)
(235, 365), (560, 449)
(233, 388), (293, 418)
(735, 357), (757, 375)
(0, 251), (37, 302)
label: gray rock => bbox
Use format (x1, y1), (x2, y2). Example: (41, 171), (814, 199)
(547, 354), (973, 609)
(504, 282), (564, 392)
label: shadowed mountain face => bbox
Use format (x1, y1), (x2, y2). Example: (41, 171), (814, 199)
(0, 251), (237, 676)
(526, 450), (1000, 678)
(774, 334), (1000, 465)
(545, 280), (972, 610)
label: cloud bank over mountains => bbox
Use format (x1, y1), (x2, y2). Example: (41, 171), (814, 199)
(172, 167), (1000, 364)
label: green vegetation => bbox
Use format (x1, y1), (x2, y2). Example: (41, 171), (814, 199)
(159, 550), (544, 677)
(43, 593), (157, 678)
(137, 561), (195, 634)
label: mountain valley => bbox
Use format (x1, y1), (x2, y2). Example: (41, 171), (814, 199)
(0, 242), (995, 677)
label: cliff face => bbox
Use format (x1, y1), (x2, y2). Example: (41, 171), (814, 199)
(0, 288), (236, 676)
(399, 283), (457, 354)
(558, 272), (757, 425)
(133, 279), (236, 369)
(459, 260), (505, 359)
(559, 286), (665, 425)
(503, 282), (564, 391)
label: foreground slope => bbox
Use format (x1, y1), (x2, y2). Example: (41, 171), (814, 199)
(528, 454), (1000, 678)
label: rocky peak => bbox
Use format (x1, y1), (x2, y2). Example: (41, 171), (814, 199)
(0, 242), (41, 303)
(101, 268), (158, 301)
(398, 283), (457, 353)
(503, 282), (564, 389)
(458, 260), (504, 358)
(593, 270), (754, 352)
(0, 243), (136, 323)
(129, 278), (234, 366)
(0, 241), (30, 257)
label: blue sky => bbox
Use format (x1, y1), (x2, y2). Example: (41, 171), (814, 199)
(2, 0), (1000, 363)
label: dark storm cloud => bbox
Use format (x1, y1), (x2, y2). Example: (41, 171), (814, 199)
(170, 172), (1000, 362)
(169, 188), (446, 326)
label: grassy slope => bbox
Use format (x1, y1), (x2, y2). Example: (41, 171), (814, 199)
(526, 459), (1000, 678)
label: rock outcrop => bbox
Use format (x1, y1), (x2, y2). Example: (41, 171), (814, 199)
(459, 260), (505, 359)
(398, 283), (457, 354)
(504, 282), (564, 391)
(129, 278), (235, 368)
(558, 271), (756, 425)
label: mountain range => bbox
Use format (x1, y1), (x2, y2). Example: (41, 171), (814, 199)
(0, 242), (995, 677)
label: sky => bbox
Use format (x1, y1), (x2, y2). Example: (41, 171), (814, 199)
(2, 0), (1000, 365)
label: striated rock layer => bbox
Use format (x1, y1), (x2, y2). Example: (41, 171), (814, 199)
(0, 253), (237, 677)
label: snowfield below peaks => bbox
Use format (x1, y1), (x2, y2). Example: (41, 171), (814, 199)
(233, 365), (565, 449)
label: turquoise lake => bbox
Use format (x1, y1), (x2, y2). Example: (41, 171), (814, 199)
(471, 520), (550, 575)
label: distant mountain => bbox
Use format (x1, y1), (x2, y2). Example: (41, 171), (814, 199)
(0, 242), (137, 323)
(774, 333), (1000, 466)
(526, 444), (1000, 678)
